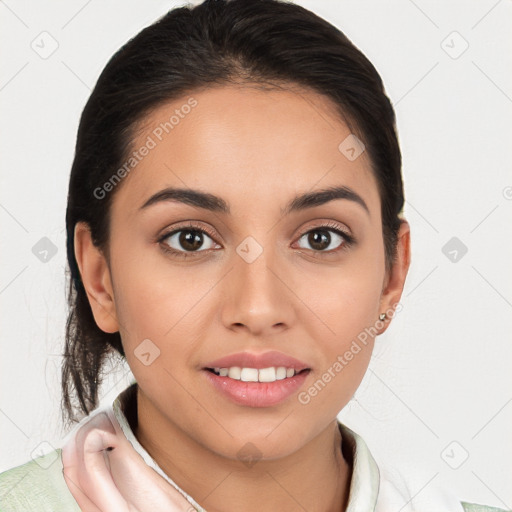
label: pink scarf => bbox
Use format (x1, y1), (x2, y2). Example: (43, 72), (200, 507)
(60, 391), (464, 512)
(61, 407), (198, 512)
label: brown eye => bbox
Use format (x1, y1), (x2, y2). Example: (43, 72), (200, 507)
(161, 228), (217, 253)
(296, 227), (351, 253)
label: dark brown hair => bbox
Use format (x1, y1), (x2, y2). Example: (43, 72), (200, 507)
(62, 0), (404, 428)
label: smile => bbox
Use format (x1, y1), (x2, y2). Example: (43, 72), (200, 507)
(207, 366), (303, 382)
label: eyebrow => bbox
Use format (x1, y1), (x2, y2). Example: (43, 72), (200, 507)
(139, 185), (369, 216)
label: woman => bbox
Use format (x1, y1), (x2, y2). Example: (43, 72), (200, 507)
(0, 0), (506, 510)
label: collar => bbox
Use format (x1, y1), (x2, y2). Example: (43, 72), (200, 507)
(110, 381), (381, 512)
(62, 381), (463, 512)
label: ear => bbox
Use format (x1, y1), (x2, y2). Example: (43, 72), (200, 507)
(378, 219), (411, 334)
(74, 222), (119, 333)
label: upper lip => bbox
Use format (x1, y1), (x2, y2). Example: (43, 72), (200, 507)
(204, 350), (310, 371)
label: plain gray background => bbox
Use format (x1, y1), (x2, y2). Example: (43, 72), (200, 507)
(1, 0), (511, 509)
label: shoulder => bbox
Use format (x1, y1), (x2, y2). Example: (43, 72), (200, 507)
(461, 501), (511, 512)
(0, 448), (80, 512)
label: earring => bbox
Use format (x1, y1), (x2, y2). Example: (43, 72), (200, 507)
(378, 313), (387, 321)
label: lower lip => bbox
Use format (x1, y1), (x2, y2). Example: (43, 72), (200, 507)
(203, 370), (310, 407)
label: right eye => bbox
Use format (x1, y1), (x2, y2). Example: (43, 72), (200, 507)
(158, 224), (221, 258)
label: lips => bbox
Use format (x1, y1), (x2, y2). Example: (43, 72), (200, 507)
(202, 350), (311, 407)
(204, 350), (310, 372)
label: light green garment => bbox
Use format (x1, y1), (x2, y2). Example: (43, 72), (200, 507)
(1, 384), (509, 512)
(0, 449), (80, 512)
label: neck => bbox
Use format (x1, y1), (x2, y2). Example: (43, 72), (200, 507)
(133, 388), (352, 512)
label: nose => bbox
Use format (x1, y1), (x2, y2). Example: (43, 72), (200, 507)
(220, 244), (295, 336)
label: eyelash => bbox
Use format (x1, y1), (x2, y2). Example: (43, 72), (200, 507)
(157, 221), (355, 259)
(157, 222), (219, 259)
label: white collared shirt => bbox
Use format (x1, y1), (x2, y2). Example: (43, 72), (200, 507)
(0, 381), (502, 512)
(109, 382), (467, 512)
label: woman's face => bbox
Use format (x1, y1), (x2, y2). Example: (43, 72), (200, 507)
(77, 84), (409, 461)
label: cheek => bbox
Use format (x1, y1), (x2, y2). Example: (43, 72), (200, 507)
(309, 276), (380, 374)
(114, 268), (207, 405)
(110, 238), (208, 335)
(299, 240), (385, 403)
(296, 283), (380, 417)
(110, 248), (219, 379)
(308, 249), (384, 344)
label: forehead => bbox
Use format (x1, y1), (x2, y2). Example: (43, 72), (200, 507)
(112, 84), (380, 218)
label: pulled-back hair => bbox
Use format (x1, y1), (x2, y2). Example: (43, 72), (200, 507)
(62, 0), (404, 428)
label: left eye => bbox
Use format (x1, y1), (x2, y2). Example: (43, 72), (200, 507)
(296, 228), (348, 252)
(161, 229), (218, 253)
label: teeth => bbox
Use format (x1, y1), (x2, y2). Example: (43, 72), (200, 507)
(228, 367), (241, 380)
(241, 368), (259, 382)
(258, 367), (276, 382)
(212, 366), (300, 382)
(276, 367), (287, 380)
